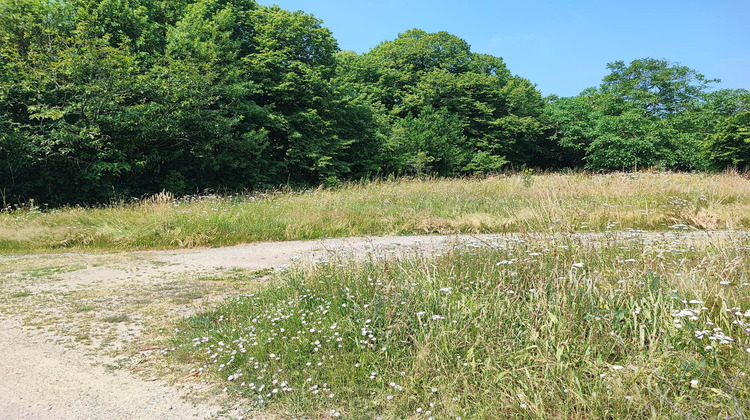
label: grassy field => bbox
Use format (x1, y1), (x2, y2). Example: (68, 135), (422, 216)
(2, 171), (750, 253)
(4, 172), (750, 418)
(168, 231), (750, 419)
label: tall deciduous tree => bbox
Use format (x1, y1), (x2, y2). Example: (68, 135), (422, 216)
(338, 29), (543, 176)
(705, 109), (750, 170)
(546, 58), (718, 171)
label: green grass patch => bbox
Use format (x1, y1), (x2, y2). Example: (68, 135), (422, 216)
(168, 233), (750, 418)
(2, 172), (750, 253)
(10, 290), (31, 298)
(198, 268), (276, 283)
(21, 264), (87, 277)
(102, 314), (131, 323)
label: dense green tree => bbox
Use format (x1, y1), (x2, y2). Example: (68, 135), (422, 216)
(600, 58), (716, 116)
(2, 1), (747, 206)
(386, 105), (468, 175)
(698, 89), (750, 170)
(705, 111), (750, 169)
(243, 5), (342, 183)
(1, 0), (382, 203)
(545, 58), (718, 171)
(337, 29), (543, 175)
(538, 94), (594, 168)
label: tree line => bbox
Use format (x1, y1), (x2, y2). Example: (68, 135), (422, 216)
(1, 0), (749, 205)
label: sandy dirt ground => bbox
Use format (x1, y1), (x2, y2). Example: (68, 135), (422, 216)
(0, 231), (742, 419)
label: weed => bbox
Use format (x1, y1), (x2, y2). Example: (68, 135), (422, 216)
(522, 167), (535, 187)
(102, 314), (131, 323)
(22, 264), (86, 277)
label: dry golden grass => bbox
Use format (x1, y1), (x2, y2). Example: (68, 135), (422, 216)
(1, 171), (749, 252)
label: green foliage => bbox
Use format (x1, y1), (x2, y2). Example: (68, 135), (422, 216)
(601, 58), (716, 116)
(544, 58), (721, 171)
(1, 2), (747, 205)
(0, 0), (377, 204)
(338, 29), (542, 174)
(387, 106), (468, 176)
(705, 111), (750, 169)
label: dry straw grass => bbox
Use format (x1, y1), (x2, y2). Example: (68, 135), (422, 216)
(1, 171), (749, 252)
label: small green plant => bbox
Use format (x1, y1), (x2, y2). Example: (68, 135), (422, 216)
(23, 264), (86, 277)
(522, 167), (535, 187)
(102, 313), (130, 323)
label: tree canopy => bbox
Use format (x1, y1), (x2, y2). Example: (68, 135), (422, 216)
(543, 58), (728, 171)
(1, 0), (746, 206)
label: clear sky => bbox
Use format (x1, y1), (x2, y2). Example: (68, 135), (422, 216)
(257, 0), (749, 98)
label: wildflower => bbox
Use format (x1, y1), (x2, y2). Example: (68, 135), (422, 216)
(690, 379), (699, 388)
(572, 262), (584, 268)
(612, 365), (624, 371)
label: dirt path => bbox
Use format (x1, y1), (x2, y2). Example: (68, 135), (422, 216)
(0, 231), (743, 419)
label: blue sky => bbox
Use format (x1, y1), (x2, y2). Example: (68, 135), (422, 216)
(258, 0), (749, 97)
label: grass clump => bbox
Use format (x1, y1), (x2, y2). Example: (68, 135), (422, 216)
(2, 172), (750, 253)
(168, 233), (750, 418)
(102, 313), (131, 323)
(10, 290), (31, 298)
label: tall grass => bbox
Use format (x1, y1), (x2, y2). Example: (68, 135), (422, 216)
(167, 232), (750, 419)
(2, 172), (750, 253)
